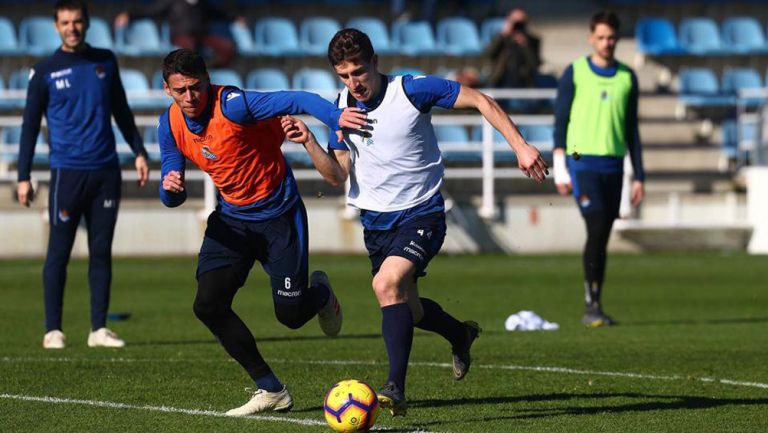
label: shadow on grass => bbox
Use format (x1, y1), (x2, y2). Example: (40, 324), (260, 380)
(621, 316), (768, 327)
(129, 332), (382, 346)
(402, 392), (768, 425)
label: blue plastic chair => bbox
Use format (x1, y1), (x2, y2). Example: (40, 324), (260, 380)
(230, 22), (258, 55)
(635, 17), (684, 55)
(392, 21), (439, 55)
(1, 126), (48, 164)
(722, 67), (763, 107)
(246, 68), (290, 90)
(120, 69), (163, 109)
(434, 124), (480, 163)
(19, 16), (61, 56)
(519, 124), (554, 152)
(721, 17), (767, 53)
(347, 17), (394, 54)
(85, 17), (113, 49)
(299, 17), (341, 55)
(141, 126), (161, 161)
(470, 126), (518, 162)
(679, 17), (725, 54)
(209, 69), (244, 88)
(480, 17), (505, 46)
(436, 17), (481, 55)
(720, 119), (756, 159)
(9, 68), (30, 90)
(292, 68), (338, 92)
(0, 17), (21, 55)
(254, 18), (302, 56)
(390, 67), (426, 76)
(678, 67), (734, 107)
(116, 19), (165, 55)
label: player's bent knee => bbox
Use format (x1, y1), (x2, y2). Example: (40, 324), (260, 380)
(274, 303), (310, 330)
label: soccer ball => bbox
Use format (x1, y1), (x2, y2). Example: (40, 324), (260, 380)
(323, 379), (379, 432)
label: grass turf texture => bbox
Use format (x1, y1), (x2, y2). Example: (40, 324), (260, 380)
(1, 253), (767, 432)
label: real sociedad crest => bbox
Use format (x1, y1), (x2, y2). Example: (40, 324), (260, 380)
(201, 146), (218, 160)
(95, 65), (106, 79)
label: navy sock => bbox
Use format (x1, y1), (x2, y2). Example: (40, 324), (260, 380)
(381, 303), (413, 393)
(255, 371), (283, 393)
(312, 281), (330, 311)
(415, 298), (465, 348)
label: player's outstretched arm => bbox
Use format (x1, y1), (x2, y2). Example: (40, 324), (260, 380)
(453, 85), (549, 182)
(281, 116), (348, 187)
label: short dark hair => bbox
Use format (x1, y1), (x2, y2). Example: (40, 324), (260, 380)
(54, 0), (89, 24)
(590, 11), (620, 33)
(327, 28), (375, 66)
(162, 49), (209, 82)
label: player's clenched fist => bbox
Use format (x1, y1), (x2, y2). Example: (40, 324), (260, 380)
(281, 116), (311, 144)
(162, 170), (184, 193)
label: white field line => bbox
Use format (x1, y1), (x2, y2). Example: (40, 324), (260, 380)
(3, 356), (768, 390)
(0, 393), (442, 433)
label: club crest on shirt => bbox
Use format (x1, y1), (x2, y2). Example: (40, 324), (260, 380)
(579, 194), (592, 208)
(95, 65), (106, 79)
(201, 145), (218, 160)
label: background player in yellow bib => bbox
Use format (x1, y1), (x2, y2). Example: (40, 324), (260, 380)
(553, 11), (646, 327)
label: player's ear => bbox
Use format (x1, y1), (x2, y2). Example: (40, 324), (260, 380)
(371, 54), (379, 71)
(162, 80), (171, 97)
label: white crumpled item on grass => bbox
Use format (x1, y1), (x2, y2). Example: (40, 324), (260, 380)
(504, 310), (559, 331)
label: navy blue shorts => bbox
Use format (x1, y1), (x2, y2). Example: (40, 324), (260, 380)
(363, 211), (447, 279)
(197, 200), (309, 305)
(571, 170), (623, 218)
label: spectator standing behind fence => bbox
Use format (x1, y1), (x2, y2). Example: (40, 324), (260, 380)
(485, 8), (542, 89)
(17, 0), (150, 349)
(115, 0), (245, 67)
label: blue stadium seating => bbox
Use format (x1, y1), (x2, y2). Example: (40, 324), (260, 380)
(470, 126), (519, 162)
(208, 69), (244, 88)
(142, 126), (162, 161)
(635, 17), (684, 55)
(254, 18), (302, 56)
(480, 17), (505, 46)
(246, 68), (290, 90)
(19, 16), (61, 56)
(300, 17), (341, 55)
(85, 17), (114, 50)
(1, 126), (48, 165)
(151, 70), (165, 90)
(9, 68), (30, 90)
(292, 68), (338, 92)
(721, 17), (767, 54)
(0, 17), (21, 55)
(434, 124), (480, 163)
(346, 17), (395, 54)
(721, 67), (763, 107)
(120, 69), (164, 109)
(436, 17), (482, 55)
(679, 17), (725, 54)
(392, 21), (439, 55)
(519, 124), (554, 152)
(721, 119), (757, 159)
(390, 67), (426, 76)
(230, 22), (258, 55)
(116, 19), (166, 56)
(678, 67), (734, 107)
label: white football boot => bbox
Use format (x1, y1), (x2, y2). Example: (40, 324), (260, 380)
(312, 270), (342, 337)
(87, 327), (125, 348)
(42, 330), (66, 349)
(225, 386), (294, 416)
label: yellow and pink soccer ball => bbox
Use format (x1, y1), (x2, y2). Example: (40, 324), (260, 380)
(323, 379), (379, 432)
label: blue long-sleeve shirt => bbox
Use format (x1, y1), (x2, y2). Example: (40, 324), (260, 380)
(158, 86), (343, 220)
(18, 45), (146, 181)
(554, 57), (645, 181)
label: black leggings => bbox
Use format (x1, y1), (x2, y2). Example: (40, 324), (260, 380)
(582, 211), (615, 304)
(194, 266), (321, 381)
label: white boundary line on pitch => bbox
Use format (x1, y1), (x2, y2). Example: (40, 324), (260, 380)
(3, 356), (768, 390)
(0, 393), (444, 433)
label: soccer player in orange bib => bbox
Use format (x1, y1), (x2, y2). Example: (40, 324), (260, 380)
(157, 49), (366, 416)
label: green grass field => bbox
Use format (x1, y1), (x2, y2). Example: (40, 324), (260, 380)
(1, 253), (767, 432)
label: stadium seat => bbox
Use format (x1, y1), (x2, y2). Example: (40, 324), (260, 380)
(436, 17), (482, 55)
(519, 124), (554, 152)
(120, 69), (164, 109)
(9, 68), (30, 90)
(142, 126), (162, 161)
(434, 124), (480, 163)
(390, 67), (426, 76)
(721, 119), (756, 160)
(721, 68), (763, 107)
(480, 17), (505, 46)
(151, 70), (165, 90)
(0, 17), (21, 55)
(635, 17), (684, 55)
(470, 126), (518, 162)
(1, 126), (48, 165)
(116, 19), (165, 56)
(720, 17), (767, 54)
(678, 17), (725, 54)
(254, 18), (302, 56)
(391, 21), (439, 55)
(246, 68), (290, 90)
(346, 17), (395, 54)
(230, 22), (258, 55)
(208, 69), (244, 88)
(677, 67), (734, 107)
(292, 68), (339, 95)
(299, 17), (341, 55)
(85, 17), (113, 50)
(19, 16), (61, 56)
